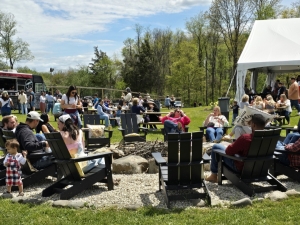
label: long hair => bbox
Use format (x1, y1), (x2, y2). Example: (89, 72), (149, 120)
(62, 118), (79, 141)
(2, 92), (9, 101)
(36, 113), (49, 133)
(66, 85), (78, 104)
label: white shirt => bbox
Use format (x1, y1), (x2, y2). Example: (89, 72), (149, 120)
(0, 98), (12, 108)
(124, 93), (132, 102)
(18, 93), (27, 104)
(40, 95), (46, 103)
(62, 94), (78, 108)
(277, 99), (292, 112)
(207, 115), (228, 127)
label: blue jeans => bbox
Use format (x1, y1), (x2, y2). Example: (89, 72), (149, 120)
(206, 127), (224, 141)
(210, 144), (239, 174)
(47, 102), (54, 113)
(63, 111), (82, 128)
(83, 157), (105, 173)
(163, 120), (181, 134)
(275, 143), (291, 166)
(290, 100), (300, 112)
(33, 156), (53, 170)
(99, 114), (110, 127)
(20, 103), (28, 114)
(283, 132), (300, 144)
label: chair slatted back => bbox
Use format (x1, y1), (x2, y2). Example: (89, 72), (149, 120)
(2, 130), (22, 153)
(167, 132), (204, 185)
(120, 113), (138, 135)
(83, 115), (101, 127)
(0, 128), (6, 151)
(44, 132), (81, 181)
(242, 129), (280, 179)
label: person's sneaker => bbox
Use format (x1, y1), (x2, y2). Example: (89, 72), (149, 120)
(298, 112), (300, 116)
(205, 174), (218, 183)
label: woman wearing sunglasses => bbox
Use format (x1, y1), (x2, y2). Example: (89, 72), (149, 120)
(60, 85), (83, 128)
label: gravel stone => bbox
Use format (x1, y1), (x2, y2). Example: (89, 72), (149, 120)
(286, 190), (300, 196)
(0, 173), (298, 209)
(53, 200), (69, 207)
(269, 191), (288, 201)
(68, 201), (86, 209)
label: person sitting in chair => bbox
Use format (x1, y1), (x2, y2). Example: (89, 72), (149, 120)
(160, 109), (190, 134)
(204, 106), (229, 142)
(277, 136), (300, 168)
(205, 114), (266, 183)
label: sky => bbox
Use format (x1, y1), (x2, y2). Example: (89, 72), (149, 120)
(0, 0), (296, 73)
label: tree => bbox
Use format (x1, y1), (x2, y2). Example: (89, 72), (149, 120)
(0, 11), (34, 69)
(251, 0), (281, 20)
(281, 0), (300, 18)
(89, 46), (115, 88)
(208, 0), (254, 91)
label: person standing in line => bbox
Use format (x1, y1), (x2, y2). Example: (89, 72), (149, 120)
(46, 92), (56, 114)
(288, 77), (300, 115)
(18, 90), (27, 115)
(164, 95), (171, 109)
(39, 91), (46, 113)
(28, 88), (35, 111)
(0, 91), (14, 116)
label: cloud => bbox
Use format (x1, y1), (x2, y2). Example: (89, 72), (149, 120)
(0, 0), (211, 71)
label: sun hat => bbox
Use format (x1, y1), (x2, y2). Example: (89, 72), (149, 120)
(26, 111), (43, 122)
(59, 114), (71, 123)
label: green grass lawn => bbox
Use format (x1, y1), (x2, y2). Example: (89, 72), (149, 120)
(0, 197), (300, 224)
(1, 107), (300, 224)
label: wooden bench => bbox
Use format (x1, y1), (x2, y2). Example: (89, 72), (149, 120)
(142, 122), (163, 126)
(273, 116), (286, 126)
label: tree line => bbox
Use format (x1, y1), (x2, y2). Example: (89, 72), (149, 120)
(1, 1), (300, 106)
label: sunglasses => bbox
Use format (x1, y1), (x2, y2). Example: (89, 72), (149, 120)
(71, 91), (77, 94)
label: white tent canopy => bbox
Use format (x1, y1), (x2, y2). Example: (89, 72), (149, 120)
(235, 18), (300, 102)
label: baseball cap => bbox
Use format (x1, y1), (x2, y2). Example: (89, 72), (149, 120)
(27, 111), (43, 122)
(59, 114), (71, 123)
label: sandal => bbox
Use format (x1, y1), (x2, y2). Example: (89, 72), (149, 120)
(18, 192), (24, 197)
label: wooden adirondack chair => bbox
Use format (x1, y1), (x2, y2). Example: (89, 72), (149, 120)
(118, 113), (148, 143)
(0, 130), (56, 187)
(152, 132), (211, 208)
(215, 129), (287, 196)
(42, 132), (113, 199)
(83, 114), (113, 151)
(160, 126), (189, 142)
(271, 149), (300, 182)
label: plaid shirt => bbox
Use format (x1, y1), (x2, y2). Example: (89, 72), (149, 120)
(285, 138), (300, 168)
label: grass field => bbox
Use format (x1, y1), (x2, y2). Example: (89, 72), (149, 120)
(1, 107), (300, 224)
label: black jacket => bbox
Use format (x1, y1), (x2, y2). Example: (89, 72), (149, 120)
(15, 122), (44, 154)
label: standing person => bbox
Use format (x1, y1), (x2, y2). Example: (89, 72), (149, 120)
(92, 94), (99, 108)
(297, 76), (300, 104)
(60, 86), (83, 128)
(244, 84), (250, 95)
(277, 82), (286, 101)
(0, 91), (14, 116)
(288, 77), (300, 115)
(46, 92), (55, 114)
(231, 100), (239, 125)
(3, 139), (27, 196)
(115, 105), (122, 127)
(53, 99), (63, 120)
(164, 95), (171, 109)
(131, 98), (145, 124)
(170, 95), (175, 109)
(28, 88), (35, 111)
(138, 96), (144, 107)
(18, 90), (27, 115)
(124, 87), (132, 103)
(54, 90), (62, 100)
(39, 91), (46, 113)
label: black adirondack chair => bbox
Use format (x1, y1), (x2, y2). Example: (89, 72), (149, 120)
(42, 132), (113, 199)
(271, 148), (300, 182)
(83, 114), (113, 151)
(152, 132), (211, 208)
(215, 129), (287, 196)
(0, 128), (7, 178)
(118, 113), (148, 143)
(160, 126), (189, 142)
(0, 130), (56, 187)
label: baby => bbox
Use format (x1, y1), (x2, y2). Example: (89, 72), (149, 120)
(4, 139), (27, 196)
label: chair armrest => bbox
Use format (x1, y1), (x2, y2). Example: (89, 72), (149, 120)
(203, 153), (211, 161)
(104, 129), (113, 138)
(27, 152), (53, 159)
(275, 148), (300, 155)
(214, 149), (245, 162)
(71, 152), (113, 162)
(199, 126), (207, 131)
(118, 128), (125, 136)
(139, 127), (148, 134)
(152, 152), (166, 165)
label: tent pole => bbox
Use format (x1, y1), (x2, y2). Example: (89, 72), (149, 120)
(226, 69), (237, 97)
(261, 76), (268, 93)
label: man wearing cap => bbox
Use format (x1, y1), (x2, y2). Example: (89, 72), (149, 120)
(15, 111), (53, 169)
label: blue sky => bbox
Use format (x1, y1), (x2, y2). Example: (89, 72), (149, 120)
(0, 0), (296, 72)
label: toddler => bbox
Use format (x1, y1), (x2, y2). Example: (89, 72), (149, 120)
(116, 105), (122, 127)
(4, 139), (27, 196)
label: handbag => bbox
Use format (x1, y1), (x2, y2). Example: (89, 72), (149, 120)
(207, 122), (215, 127)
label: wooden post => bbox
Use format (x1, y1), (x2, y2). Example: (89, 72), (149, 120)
(102, 89), (104, 99)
